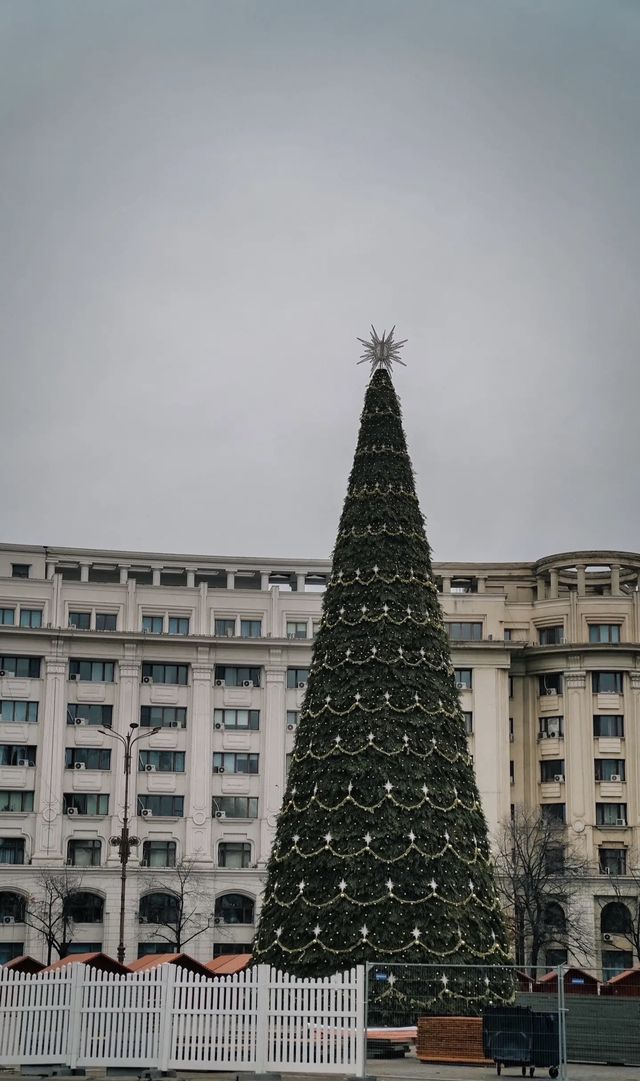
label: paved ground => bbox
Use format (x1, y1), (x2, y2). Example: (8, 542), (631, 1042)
(370, 1051), (639, 1080)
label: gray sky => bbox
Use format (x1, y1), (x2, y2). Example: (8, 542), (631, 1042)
(1, 0), (639, 563)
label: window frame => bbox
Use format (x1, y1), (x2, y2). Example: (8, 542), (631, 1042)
(446, 622), (483, 641)
(19, 609), (42, 629)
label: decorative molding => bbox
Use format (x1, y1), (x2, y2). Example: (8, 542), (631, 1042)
(564, 670), (586, 690)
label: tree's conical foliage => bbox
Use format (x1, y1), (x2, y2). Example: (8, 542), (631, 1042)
(254, 368), (511, 1007)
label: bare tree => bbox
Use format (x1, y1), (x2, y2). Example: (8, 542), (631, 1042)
(601, 849), (640, 960)
(23, 868), (83, 965)
(494, 806), (591, 975)
(140, 857), (211, 953)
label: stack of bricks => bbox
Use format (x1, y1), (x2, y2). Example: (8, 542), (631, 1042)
(416, 1016), (493, 1065)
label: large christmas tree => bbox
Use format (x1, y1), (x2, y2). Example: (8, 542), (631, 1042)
(254, 329), (511, 1010)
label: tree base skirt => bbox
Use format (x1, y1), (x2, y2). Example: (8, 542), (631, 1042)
(416, 1016), (493, 1065)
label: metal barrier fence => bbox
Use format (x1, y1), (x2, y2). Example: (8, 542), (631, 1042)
(365, 963), (565, 1080)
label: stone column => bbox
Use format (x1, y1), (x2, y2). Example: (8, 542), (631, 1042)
(260, 572), (270, 592)
(32, 649), (68, 864)
(259, 655), (286, 863)
(576, 565), (586, 597)
(610, 565), (621, 596)
(186, 569), (196, 589)
(627, 671), (640, 832)
(536, 577), (545, 602)
(226, 571), (235, 590)
(119, 566), (129, 585)
(107, 650), (141, 867)
(442, 576), (451, 593)
(186, 654), (214, 865)
(563, 666), (589, 852)
(476, 577), (486, 594)
(549, 569), (559, 599)
(80, 562), (90, 583)
(152, 567), (161, 587)
(296, 573), (306, 594)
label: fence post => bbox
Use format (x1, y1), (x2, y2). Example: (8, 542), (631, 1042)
(254, 965), (270, 1073)
(67, 964), (84, 1070)
(556, 964), (568, 1081)
(356, 965), (367, 1078)
(158, 964), (176, 1071)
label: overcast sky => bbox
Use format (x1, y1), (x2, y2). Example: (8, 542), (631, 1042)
(1, 0), (639, 564)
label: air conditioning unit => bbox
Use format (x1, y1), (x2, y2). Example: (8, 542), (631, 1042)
(74, 762), (86, 771)
(242, 680), (254, 688)
(488, 634), (493, 641)
(215, 810), (226, 819)
(68, 624), (77, 630)
(142, 676), (152, 684)
(169, 720), (179, 729)
(2, 916), (15, 925)
(138, 914), (148, 923)
(297, 681), (306, 690)
(0, 670), (5, 677)
(603, 932), (614, 942)
(213, 916), (222, 925)
(610, 774), (622, 783)
(215, 679), (225, 687)
(545, 688), (557, 696)
(66, 807), (79, 816)
(74, 717), (84, 726)
(548, 725), (560, 737)
(616, 818), (627, 827)
(214, 766), (225, 774)
(287, 723), (295, 731)
(455, 682), (467, 691)
(537, 732), (546, 740)
(226, 629), (234, 637)
(215, 722), (224, 730)
(144, 764), (156, 773)
(70, 674), (81, 682)
(141, 808), (153, 818)
(554, 774), (565, 783)
(17, 758), (30, 767)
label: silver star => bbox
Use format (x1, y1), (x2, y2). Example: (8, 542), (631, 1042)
(334, 735), (342, 744)
(382, 603), (389, 614)
(355, 692), (361, 702)
(298, 880), (305, 892)
(313, 924), (321, 937)
(388, 973), (396, 986)
(373, 565), (379, 574)
(347, 781), (353, 794)
(384, 780), (393, 793)
(421, 784), (429, 796)
(345, 648), (351, 658)
(384, 691), (390, 702)
(360, 924), (369, 938)
(408, 830), (416, 843)
(361, 605), (368, 613)
(430, 879), (437, 891)
(441, 974), (449, 987)
(339, 878), (347, 892)
(356, 326), (408, 375)
(276, 927), (282, 938)
(371, 645), (377, 655)
(339, 606), (345, 616)
(368, 732), (375, 742)
(364, 832), (372, 846)
(293, 834), (300, 844)
(412, 927), (422, 940)
(386, 878), (394, 892)
(324, 832), (332, 844)
(402, 734), (409, 744)
(325, 695), (332, 704)
(444, 830), (450, 842)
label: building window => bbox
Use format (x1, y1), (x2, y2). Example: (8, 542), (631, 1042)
(0, 745), (36, 767)
(214, 893), (254, 924)
(509, 717), (514, 741)
(215, 618), (236, 637)
(593, 714), (624, 738)
(140, 706), (186, 729)
(214, 666), (261, 688)
(214, 797), (258, 819)
(213, 752), (259, 775)
(595, 759), (626, 782)
(64, 793), (109, 816)
(67, 839), (102, 867)
(601, 901), (632, 934)
(462, 712), (473, 735)
(454, 669), (472, 690)
(139, 750), (185, 773)
(596, 803), (627, 827)
(67, 704), (113, 727)
(0, 609), (15, 626)
(539, 625), (564, 645)
(139, 892), (179, 924)
(168, 617), (189, 635)
(545, 846), (565, 875)
(142, 615), (164, 634)
(446, 622), (483, 641)
(0, 944), (25, 964)
(213, 942), (253, 957)
(509, 676), (514, 698)
(240, 620), (262, 639)
(142, 841), (176, 868)
(19, 609), (42, 629)
(0, 700), (38, 723)
(602, 951), (633, 981)
(589, 624), (621, 644)
(214, 709), (259, 731)
(545, 949), (568, 970)
(287, 668), (309, 689)
(599, 848), (627, 876)
(142, 663), (188, 685)
(0, 790), (34, 813)
(540, 760), (565, 783)
(287, 621), (308, 639)
(69, 612), (91, 630)
(0, 891), (26, 921)
(543, 902), (566, 934)
(137, 795), (184, 817)
(539, 674), (563, 696)
(66, 942), (102, 955)
(593, 672), (623, 695)
(0, 838), (25, 864)
(286, 710), (299, 729)
(503, 629), (513, 641)
(96, 613), (117, 631)
(137, 942), (171, 957)
(65, 748), (111, 771)
(541, 803), (565, 824)
(11, 565), (30, 579)
(0, 657), (41, 678)
(218, 842), (252, 868)
(539, 716), (563, 739)
(69, 659), (115, 683)
(509, 760), (515, 785)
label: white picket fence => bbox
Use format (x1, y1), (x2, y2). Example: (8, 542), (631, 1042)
(0, 964), (365, 1074)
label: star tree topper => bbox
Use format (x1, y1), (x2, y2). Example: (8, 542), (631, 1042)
(357, 325), (407, 374)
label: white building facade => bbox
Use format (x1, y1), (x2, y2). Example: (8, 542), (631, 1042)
(0, 543), (639, 974)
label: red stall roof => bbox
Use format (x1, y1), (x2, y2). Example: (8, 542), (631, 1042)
(42, 952), (129, 974)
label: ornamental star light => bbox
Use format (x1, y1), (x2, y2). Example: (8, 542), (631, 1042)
(357, 326), (407, 375)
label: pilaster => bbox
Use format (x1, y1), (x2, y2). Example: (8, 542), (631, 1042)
(185, 652), (213, 864)
(563, 663), (588, 834)
(32, 648), (67, 864)
(108, 649), (141, 866)
(260, 655), (286, 862)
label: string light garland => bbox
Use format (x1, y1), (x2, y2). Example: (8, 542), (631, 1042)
(253, 356), (511, 1014)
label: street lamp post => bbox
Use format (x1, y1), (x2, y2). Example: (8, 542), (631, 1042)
(100, 722), (159, 964)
